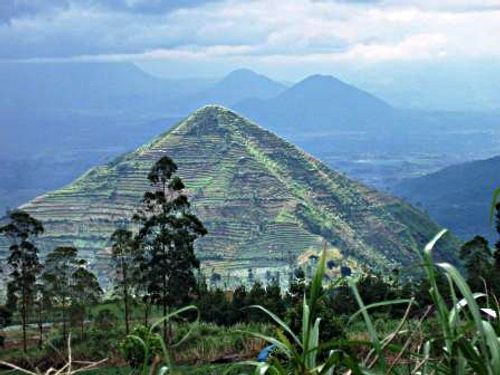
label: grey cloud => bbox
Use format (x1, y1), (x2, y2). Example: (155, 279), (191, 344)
(0, 0), (219, 23)
(0, 0), (66, 23)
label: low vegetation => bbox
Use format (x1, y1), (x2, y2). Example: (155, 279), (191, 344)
(1, 156), (499, 374)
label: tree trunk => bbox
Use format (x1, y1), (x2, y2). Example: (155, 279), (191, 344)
(123, 265), (130, 335)
(62, 300), (67, 345)
(38, 306), (43, 348)
(22, 291), (27, 352)
(163, 276), (167, 343)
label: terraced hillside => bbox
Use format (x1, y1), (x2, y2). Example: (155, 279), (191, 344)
(1, 106), (458, 284)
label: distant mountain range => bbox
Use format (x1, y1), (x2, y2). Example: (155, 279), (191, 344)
(1, 62), (499, 218)
(393, 155), (500, 242)
(1, 106), (458, 283)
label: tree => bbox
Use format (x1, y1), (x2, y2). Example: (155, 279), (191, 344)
(5, 281), (17, 313)
(33, 282), (51, 348)
(42, 246), (83, 342)
(459, 236), (492, 290)
(110, 228), (139, 334)
(134, 156), (207, 341)
(265, 281), (285, 318)
(494, 203), (500, 270)
(230, 285), (248, 323)
(71, 266), (102, 338)
(0, 209), (44, 352)
(245, 281), (267, 322)
(0, 305), (12, 348)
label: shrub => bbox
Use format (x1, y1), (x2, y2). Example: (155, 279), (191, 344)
(94, 308), (118, 330)
(120, 325), (162, 369)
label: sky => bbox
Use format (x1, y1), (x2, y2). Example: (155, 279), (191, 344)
(1, 0), (499, 81)
(1, 0), (499, 110)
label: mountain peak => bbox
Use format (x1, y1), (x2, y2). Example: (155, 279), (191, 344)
(299, 74), (346, 85)
(191, 104), (230, 116)
(290, 74), (370, 96)
(205, 69), (286, 101)
(223, 68), (263, 80)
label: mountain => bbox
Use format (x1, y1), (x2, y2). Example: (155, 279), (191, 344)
(235, 74), (396, 135)
(2, 106), (458, 283)
(200, 68), (286, 103)
(393, 155), (500, 242)
(162, 68), (287, 115)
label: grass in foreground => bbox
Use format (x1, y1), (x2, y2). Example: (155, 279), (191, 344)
(2, 232), (499, 374)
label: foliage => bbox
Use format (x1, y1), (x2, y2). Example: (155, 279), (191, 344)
(228, 231), (500, 374)
(0, 209), (44, 352)
(42, 246), (102, 342)
(231, 247), (363, 374)
(459, 235), (492, 289)
(94, 308), (118, 330)
(134, 156), (207, 339)
(121, 306), (198, 374)
(110, 228), (140, 334)
(120, 325), (163, 369)
(0, 305), (12, 348)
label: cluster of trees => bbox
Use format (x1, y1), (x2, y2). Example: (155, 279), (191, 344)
(0, 211), (102, 352)
(0, 156), (207, 351)
(458, 202), (500, 295)
(109, 156), (207, 341)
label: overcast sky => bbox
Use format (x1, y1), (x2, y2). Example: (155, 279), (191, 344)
(1, 0), (499, 80)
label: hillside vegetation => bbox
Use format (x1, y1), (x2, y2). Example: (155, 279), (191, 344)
(2, 106), (458, 283)
(394, 155), (500, 241)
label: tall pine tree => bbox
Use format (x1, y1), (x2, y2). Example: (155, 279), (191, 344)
(0, 210), (44, 352)
(110, 228), (139, 334)
(134, 156), (207, 340)
(42, 246), (83, 343)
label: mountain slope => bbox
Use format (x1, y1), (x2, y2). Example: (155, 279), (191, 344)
(393, 155), (500, 242)
(4, 106), (458, 282)
(236, 74), (396, 135)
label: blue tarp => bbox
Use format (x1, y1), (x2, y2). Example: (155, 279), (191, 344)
(257, 345), (276, 362)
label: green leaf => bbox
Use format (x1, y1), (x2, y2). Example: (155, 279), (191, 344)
(348, 299), (415, 324)
(348, 278), (387, 371)
(248, 305), (302, 348)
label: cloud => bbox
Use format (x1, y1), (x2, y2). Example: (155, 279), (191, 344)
(0, 0), (499, 69)
(0, 0), (217, 23)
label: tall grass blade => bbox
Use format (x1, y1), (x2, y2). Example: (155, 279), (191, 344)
(489, 187), (500, 224)
(348, 278), (387, 371)
(248, 305), (302, 347)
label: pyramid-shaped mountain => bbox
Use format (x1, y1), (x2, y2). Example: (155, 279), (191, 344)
(8, 106), (457, 280)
